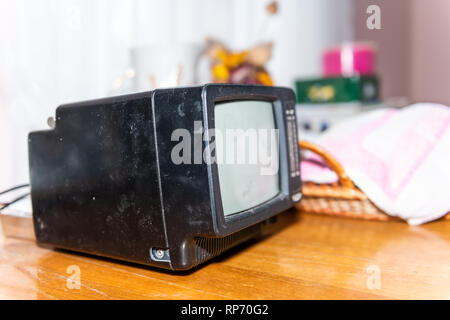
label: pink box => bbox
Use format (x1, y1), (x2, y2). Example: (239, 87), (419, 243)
(323, 43), (376, 77)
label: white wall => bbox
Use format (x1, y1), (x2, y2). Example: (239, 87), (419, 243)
(0, 0), (353, 189)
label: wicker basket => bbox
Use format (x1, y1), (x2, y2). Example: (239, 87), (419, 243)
(297, 140), (450, 222)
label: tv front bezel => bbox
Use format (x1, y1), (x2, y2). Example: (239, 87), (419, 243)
(201, 84), (298, 237)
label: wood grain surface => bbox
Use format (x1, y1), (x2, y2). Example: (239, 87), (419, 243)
(1, 210), (450, 300)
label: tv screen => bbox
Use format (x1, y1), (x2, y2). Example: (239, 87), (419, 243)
(215, 100), (280, 217)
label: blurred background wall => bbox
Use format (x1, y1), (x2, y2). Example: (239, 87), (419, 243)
(0, 0), (353, 189)
(355, 0), (450, 105)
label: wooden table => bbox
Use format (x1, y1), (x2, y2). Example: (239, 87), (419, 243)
(1, 210), (450, 300)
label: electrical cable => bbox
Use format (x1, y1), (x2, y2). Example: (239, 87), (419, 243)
(0, 184), (30, 196)
(0, 193), (30, 212)
(0, 184), (31, 213)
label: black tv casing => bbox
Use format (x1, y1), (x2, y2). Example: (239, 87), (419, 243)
(28, 84), (302, 271)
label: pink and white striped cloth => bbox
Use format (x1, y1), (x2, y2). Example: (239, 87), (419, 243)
(301, 103), (450, 225)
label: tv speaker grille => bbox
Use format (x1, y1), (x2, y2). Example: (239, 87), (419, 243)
(194, 223), (262, 265)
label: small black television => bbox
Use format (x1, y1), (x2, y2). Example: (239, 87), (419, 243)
(28, 84), (302, 271)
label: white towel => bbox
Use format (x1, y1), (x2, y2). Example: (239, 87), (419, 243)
(301, 103), (450, 225)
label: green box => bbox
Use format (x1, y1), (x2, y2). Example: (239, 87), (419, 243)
(295, 75), (380, 104)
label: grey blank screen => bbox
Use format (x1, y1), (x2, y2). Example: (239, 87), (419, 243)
(215, 100), (280, 217)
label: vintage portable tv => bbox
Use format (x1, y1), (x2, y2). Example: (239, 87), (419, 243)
(28, 84), (302, 271)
